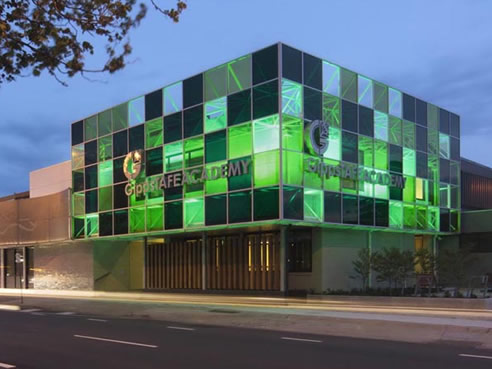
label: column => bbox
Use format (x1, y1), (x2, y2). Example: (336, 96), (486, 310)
(201, 232), (207, 290)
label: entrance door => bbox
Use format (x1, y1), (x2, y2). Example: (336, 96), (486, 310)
(4, 248), (24, 289)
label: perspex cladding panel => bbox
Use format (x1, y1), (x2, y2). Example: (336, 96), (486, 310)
(71, 43), (460, 239)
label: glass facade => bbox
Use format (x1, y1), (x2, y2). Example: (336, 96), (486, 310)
(71, 43), (460, 238)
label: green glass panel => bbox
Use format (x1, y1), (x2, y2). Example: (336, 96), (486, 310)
(323, 126), (341, 160)
(228, 157), (252, 191)
(254, 150), (279, 187)
(85, 214), (98, 237)
(283, 186), (303, 220)
(428, 206), (439, 231)
(205, 194), (227, 225)
(403, 120), (415, 149)
(322, 94), (341, 128)
(205, 161), (227, 194)
(146, 176), (164, 205)
(440, 184), (450, 208)
(99, 186), (112, 211)
(73, 217), (85, 238)
(373, 169), (389, 199)
(165, 201), (183, 229)
(428, 128), (439, 155)
(73, 192), (85, 216)
(415, 177), (428, 204)
(205, 130), (226, 164)
(184, 136), (204, 168)
(283, 151), (303, 186)
(416, 206), (427, 230)
(359, 136), (373, 168)
(304, 188), (323, 222)
(358, 167), (374, 197)
(322, 61), (340, 96)
(282, 115), (303, 152)
(439, 133), (450, 159)
(204, 64), (227, 102)
(281, 79), (302, 118)
(184, 166), (204, 199)
(85, 115), (97, 141)
(373, 82), (388, 113)
(403, 148), (416, 176)
(228, 122), (252, 159)
(164, 142), (183, 172)
(204, 97), (227, 133)
(389, 116), (402, 146)
(341, 177), (357, 195)
(374, 111), (388, 141)
(130, 178), (146, 207)
(130, 207), (146, 233)
(323, 158), (340, 191)
(98, 109), (112, 136)
(146, 205), (164, 231)
(389, 88), (402, 118)
(374, 140), (387, 170)
(389, 200), (403, 229)
(253, 187), (279, 221)
(228, 55), (252, 94)
(98, 135), (112, 161)
(184, 198), (204, 227)
(403, 176), (415, 203)
(146, 117), (163, 149)
(428, 155), (439, 183)
(72, 144), (84, 169)
(341, 68), (357, 102)
(129, 97), (145, 126)
(427, 103), (439, 130)
(164, 82), (183, 115)
(112, 103), (128, 131)
(253, 114), (279, 153)
(303, 154), (322, 189)
(358, 75), (373, 107)
(98, 160), (113, 187)
(403, 203), (416, 229)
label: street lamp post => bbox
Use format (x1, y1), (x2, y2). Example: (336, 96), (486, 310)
(15, 251), (24, 305)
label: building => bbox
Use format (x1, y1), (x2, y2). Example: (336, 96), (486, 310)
(0, 43), (468, 293)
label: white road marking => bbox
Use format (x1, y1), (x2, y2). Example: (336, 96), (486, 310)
(31, 312), (46, 316)
(167, 326), (195, 331)
(0, 361), (16, 368)
(73, 335), (157, 348)
(20, 309), (41, 313)
(56, 312), (75, 315)
(459, 354), (492, 360)
(281, 336), (322, 343)
(87, 318), (107, 322)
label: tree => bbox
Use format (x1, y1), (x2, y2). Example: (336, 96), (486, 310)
(0, 0), (187, 85)
(372, 247), (415, 295)
(351, 247), (372, 291)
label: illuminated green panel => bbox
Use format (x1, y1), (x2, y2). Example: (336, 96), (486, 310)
(358, 136), (373, 167)
(374, 111), (388, 141)
(304, 188), (323, 222)
(98, 160), (113, 187)
(98, 109), (112, 136)
(403, 176), (415, 203)
(373, 82), (388, 113)
(427, 104), (439, 130)
(282, 79), (302, 118)
(389, 88), (402, 118)
(283, 151), (303, 186)
(389, 200), (403, 229)
(205, 64), (227, 102)
(358, 167), (373, 197)
(228, 55), (251, 94)
(130, 179), (146, 206)
(428, 156), (439, 183)
(403, 121), (415, 149)
(322, 61), (340, 96)
(304, 154), (322, 189)
(184, 198), (204, 227)
(374, 140), (387, 170)
(341, 178), (357, 195)
(341, 68), (357, 102)
(86, 214), (98, 237)
(164, 82), (182, 115)
(228, 122), (252, 159)
(72, 144), (84, 169)
(374, 169), (389, 199)
(185, 169), (204, 198)
(415, 178), (428, 204)
(440, 184), (450, 208)
(99, 186), (112, 211)
(389, 117), (402, 146)
(282, 115), (303, 152)
(205, 161), (227, 194)
(323, 127), (341, 160)
(416, 206), (427, 230)
(403, 148), (416, 176)
(164, 142), (183, 172)
(428, 206), (439, 231)
(73, 192), (85, 216)
(129, 97), (145, 126)
(85, 115), (97, 141)
(146, 176), (164, 204)
(204, 97), (227, 133)
(403, 204), (416, 229)
(322, 94), (340, 128)
(146, 205), (163, 231)
(323, 159), (340, 192)
(428, 129), (438, 155)
(130, 207), (145, 233)
(439, 133), (450, 158)
(254, 150), (279, 187)
(146, 118), (163, 149)
(253, 114), (279, 153)
(112, 103), (128, 131)
(358, 75), (373, 107)
(98, 135), (112, 161)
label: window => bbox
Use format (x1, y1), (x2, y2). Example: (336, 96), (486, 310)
(145, 89), (163, 121)
(287, 231), (312, 273)
(282, 45), (302, 83)
(303, 53), (322, 90)
(252, 45), (278, 85)
(183, 74), (203, 108)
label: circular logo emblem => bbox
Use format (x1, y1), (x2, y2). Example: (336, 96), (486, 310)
(306, 120), (329, 156)
(123, 150), (143, 180)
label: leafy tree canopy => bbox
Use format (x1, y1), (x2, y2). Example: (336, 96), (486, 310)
(0, 0), (186, 85)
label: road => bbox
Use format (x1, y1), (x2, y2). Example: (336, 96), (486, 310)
(0, 310), (491, 369)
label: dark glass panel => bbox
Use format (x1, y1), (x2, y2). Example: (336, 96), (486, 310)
(390, 186), (402, 201)
(359, 196), (374, 226)
(228, 156), (251, 190)
(449, 113), (460, 138)
(416, 151), (428, 178)
(451, 186), (458, 207)
(389, 144), (403, 173)
(114, 210), (128, 235)
(375, 199), (389, 227)
(183, 74), (203, 108)
(99, 212), (113, 236)
(253, 80), (278, 120)
(84, 140), (98, 165)
(164, 172), (183, 200)
(402, 93), (416, 122)
(416, 125), (427, 152)
(440, 208), (450, 232)
(205, 194), (227, 225)
(342, 100), (357, 133)
(303, 53), (322, 90)
(282, 45), (302, 83)
(146, 147), (163, 176)
(324, 191), (341, 223)
(450, 210), (458, 231)
(73, 171), (84, 192)
(342, 131), (358, 163)
(165, 201), (183, 229)
(228, 190), (251, 223)
(440, 158), (450, 183)
(145, 89), (162, 121)
(227, 89), (251, 126)
(303, 86), (322, 121)
(113, 157), (126, 184)
(73, 217), (85, 238)
(85, 189), (98, 214)
(343, 194), (358, 224)
(164, 112), (182, 143)
(205, 130), (226, 163)
(113, 130), (128, 158)
(129, 124), (144, 152)
(358, 105), (374, 137)
(439, 108), (450, 134)
(85, 165), (98, 189)
(252, 44), (278, 85)
(183, 105), (203, 138)
(113, 183), (128, 209)
(72, 121), (84, 145)
(283, 186), (303, 220)
(416, 98), (427, 126)
(253, 187), (279, 221)
(450, 137), (460, 161)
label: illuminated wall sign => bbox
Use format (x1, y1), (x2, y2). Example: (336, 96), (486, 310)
(125, 159), (251, 196)
(306, 158), (407, 189)
(305, 120), (329, 155)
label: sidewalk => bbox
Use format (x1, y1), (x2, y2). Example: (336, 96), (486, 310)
(1, 289), (491, 348)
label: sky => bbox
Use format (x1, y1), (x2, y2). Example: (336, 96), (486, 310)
(1, 0), (491, 196)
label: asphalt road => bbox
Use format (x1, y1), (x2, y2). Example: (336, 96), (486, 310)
(0, 309), (491, 369)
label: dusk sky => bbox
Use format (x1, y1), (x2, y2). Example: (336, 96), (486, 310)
(0, 0), (491, 196)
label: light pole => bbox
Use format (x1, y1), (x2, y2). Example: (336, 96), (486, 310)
(15, 251), (24, 304)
